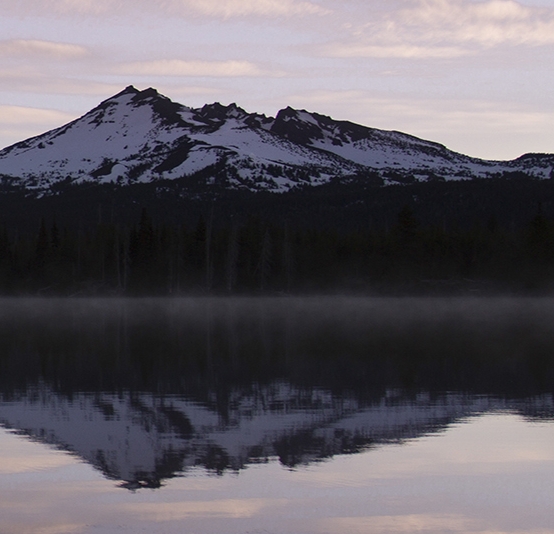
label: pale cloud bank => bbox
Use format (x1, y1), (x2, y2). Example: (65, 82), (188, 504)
(401, 0), (554, 47)
(321, 0), (554, 59)
(0, 105), (77, 149)
(0, 105), (75, 126)
(325, 44), (469, 59)
(0, 39), (88, 59)
(0, 0), (328, 18)
(5, 0), (554, 53)
(166, 0), (329, 18)
(119, 59), (283, 78)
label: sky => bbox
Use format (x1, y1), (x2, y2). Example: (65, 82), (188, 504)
(0, 0), (553, 161)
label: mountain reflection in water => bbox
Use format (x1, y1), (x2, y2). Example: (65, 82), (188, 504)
(0, 297), (553, 490)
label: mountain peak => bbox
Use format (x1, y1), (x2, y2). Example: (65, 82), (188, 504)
(107, 87), (162, 107)
(113, 85), (140, 98)
(272, 106), (324, 144)
(132, 87), (160, 101)
(198, 101), (249, 122)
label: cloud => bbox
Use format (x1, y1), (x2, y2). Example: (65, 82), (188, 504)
(321, 44), (468, 59)
(0, 39), (88, 59)
(0, 0), (329, 18)
(0, 105), (75, 126)
(402, 0), (554, 47)
(304, 90), (553, 132)
(0, 0), (111, 15)
(0, 105), (76, 149)
(0, 72), (127, 98)
(166, 0), (329, 18)
(118, 59), (284, 77)
(319, 0), (554, 59)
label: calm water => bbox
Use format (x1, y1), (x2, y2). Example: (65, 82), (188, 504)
(0, 297), (554, 534)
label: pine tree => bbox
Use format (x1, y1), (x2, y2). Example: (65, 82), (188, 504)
(258, 228), (272, 291)
(226, 224), (240, 292)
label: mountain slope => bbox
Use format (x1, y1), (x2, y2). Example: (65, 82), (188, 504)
(0, 85), (552, 194)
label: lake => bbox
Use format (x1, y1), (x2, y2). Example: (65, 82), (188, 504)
(0, 297), (553, 534)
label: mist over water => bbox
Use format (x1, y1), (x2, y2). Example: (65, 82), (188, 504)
(1, 297), (554, 533)
(1, 296), (553, 396)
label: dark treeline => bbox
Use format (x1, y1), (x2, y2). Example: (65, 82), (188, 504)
(2, 172), (554, 235)
(1, 203), (554, 295)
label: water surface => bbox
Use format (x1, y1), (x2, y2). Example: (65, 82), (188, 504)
(0, 297), (553, 533)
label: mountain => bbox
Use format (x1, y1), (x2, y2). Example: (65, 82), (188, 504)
(0, 85), (552, 195)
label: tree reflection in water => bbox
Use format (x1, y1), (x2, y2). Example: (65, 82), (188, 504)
(0, 297), (553, 488)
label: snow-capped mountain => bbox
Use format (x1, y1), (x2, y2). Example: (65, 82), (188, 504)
(0, 85), (552, 194)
